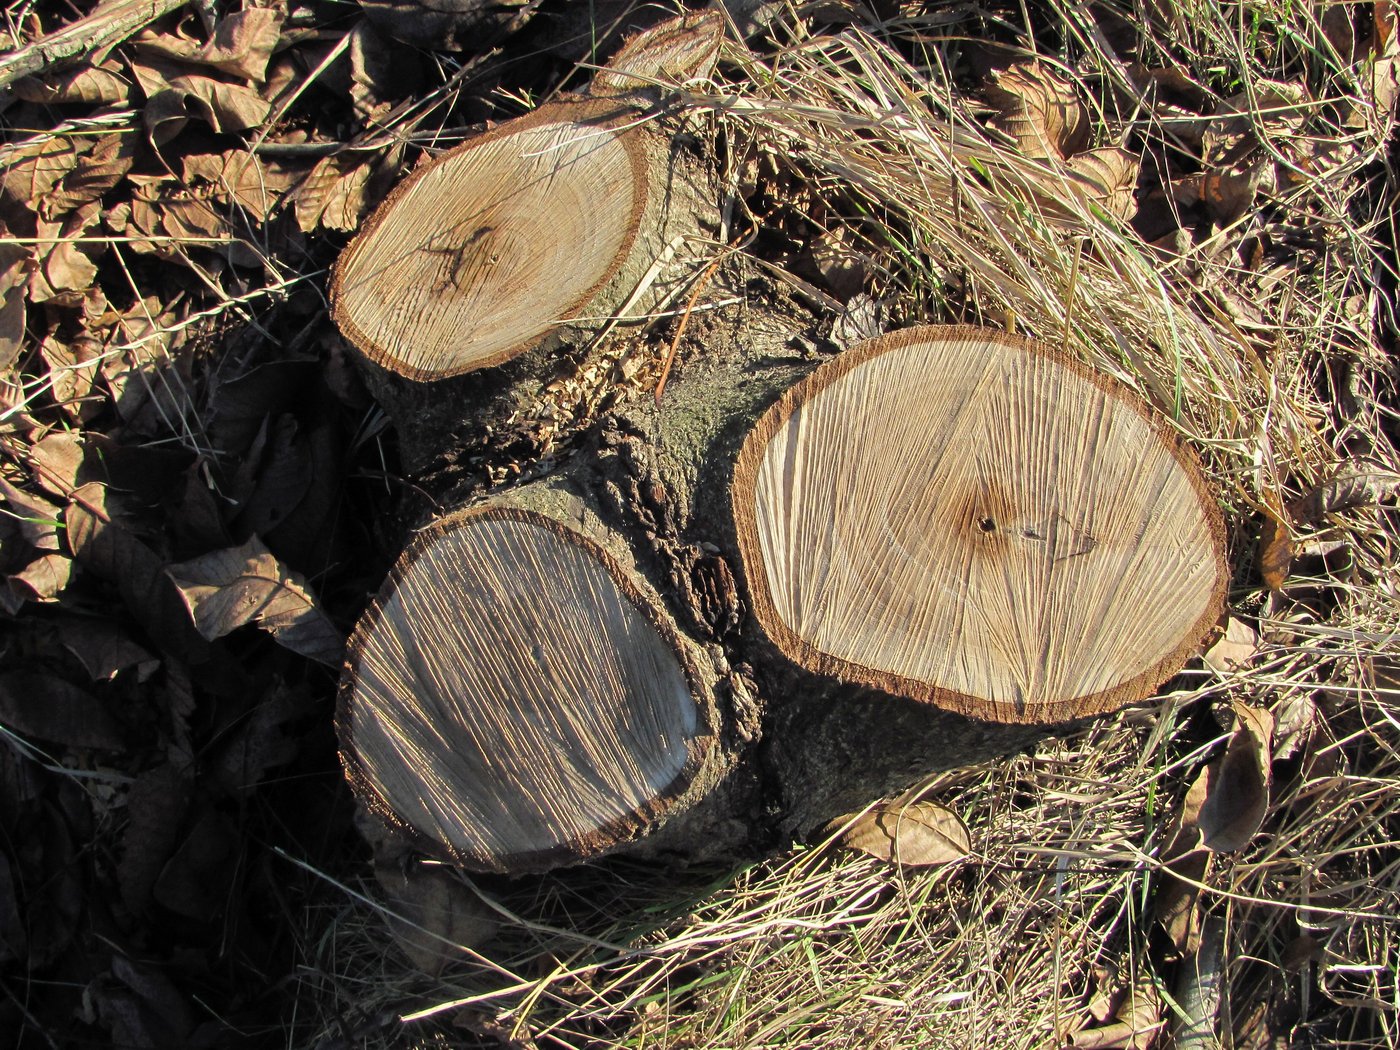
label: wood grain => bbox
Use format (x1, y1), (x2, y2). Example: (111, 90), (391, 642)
(734, 326), (1227, 723)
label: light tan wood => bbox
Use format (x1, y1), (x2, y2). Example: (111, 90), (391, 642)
(341, 509), (710, 871)
(590, 10), (724, 97)
(330, 99), (647, 381)
(733, 326), (1227, 724)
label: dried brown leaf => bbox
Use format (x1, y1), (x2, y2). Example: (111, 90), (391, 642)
(133, 8), (283, 81)
(40, 335), (103, 421)
(182, 150), (298, 223)
(28, 203), (103, 304)
(13, 63), (130, 105)
(1197, 705), (1273, 853)
(293, 148), (400, 233)
(1258, 510), (1292, 590)
(1157, 847), (1211, 954)
(66, 482), (208, 662)
(0, 477), (62, 550)
(374, 865), (498, 975)
(1066, 146), (1139, 221)
(1202, 616), (1258, 674)
(834, 799), (971, 869)
(0, 671), (126, 751)
(152, 808), (234, 920)
(1072, 967), (1164, 1049)
(27, 431), (85, 499)
(1201, 159), (1273, 226)
(0, 137), (77, 215)
(133, 61), (272, 141)
(985, 61), (1089, 161)
(347, 21), (404, 124)
(1288, 458), (1400, 523)
(809, 228), (870, 301)
(118, 764), (190, 912)
(0, 235), (26, 371)
(165, 536), (342, 665)
(57, 618), (158, 682)
(212, 687), (313, 796)
(8, 552), (74, 604)
(45, 133), (138, 216)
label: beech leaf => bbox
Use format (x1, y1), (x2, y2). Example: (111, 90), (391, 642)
(134, 8), (284, 82)
(13, 64), (131, 105)
(1288, 458), (1400, 523)
(0, 671), (126, 751)
(1202, 616), (1258, 674)
(833, 799), (971, 869)
(374, 864), (498, 976)
(1197, 704), (1273, 853)
(165, 536), (342, 665)
(1258, 510), (1292, 591)
(985, 62), (1090, 161)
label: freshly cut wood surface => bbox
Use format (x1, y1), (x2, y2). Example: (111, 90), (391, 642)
(330, 100), (646, 380)
(341, 509), (708, 871)
(734, 326), (1227, 724)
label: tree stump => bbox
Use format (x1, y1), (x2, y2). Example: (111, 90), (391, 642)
(329, 93), (713, 470)
(339, 323), (1229, 870)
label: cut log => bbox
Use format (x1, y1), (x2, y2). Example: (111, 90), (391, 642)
(339, 500), (738, 873)
(733, 327), (1227, 725)
(329, 94), (713, 470)
(339, 320), (1229, 868)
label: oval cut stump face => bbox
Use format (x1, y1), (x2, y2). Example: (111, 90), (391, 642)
(343, 512), (704, 869)
(734, 327), (1227, 724)
(331, 106), (644, 379)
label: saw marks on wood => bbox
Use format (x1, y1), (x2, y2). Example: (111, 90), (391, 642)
(735, 327), (1226, 722)
(331, 109), (643, 379)
(346, 512), (702, 868)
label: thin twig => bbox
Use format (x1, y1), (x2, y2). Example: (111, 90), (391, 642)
(0, 0), (189, 89)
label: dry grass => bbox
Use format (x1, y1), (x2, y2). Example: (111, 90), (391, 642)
(2, 0), (1393, 1047)
(289, 6), (1399, 1047)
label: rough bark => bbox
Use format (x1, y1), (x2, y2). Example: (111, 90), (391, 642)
(340, 291), (1228, 869)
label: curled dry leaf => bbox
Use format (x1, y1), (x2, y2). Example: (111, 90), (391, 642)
(133, 8), (284, 82)
(374, 865), (499, 976)
(0, 477), (63, 551)
(0, 671), (126, 751)
(8, 552), (74, 605)
(1066, 147), (1139, 221)
(1202, 616), (1258, 674)
(165, 536), (342, 666)
(12, 63), (130, 105)
(43, 134), (138, 219)
(809, 227), (871, 301)
(0, 136), (77, 215)
(0, 234), (26, 371)
(1197, 704), (1274, 854)
(832, 799), (971, 869)
(1071, 965), (1164, 1049)
(132, 61), (272, 142)
(57, 618), (158, 682)
(294, 147), (402, 233)
(985, 61), (1090, 161)
(1258, 509), (1292, 591)
(1288, 458), (1400, 524)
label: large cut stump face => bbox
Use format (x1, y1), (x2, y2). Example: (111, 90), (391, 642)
(734, 327), (1227, 724)
(341, 510), (707, 871)
(330, 101), (645, 380)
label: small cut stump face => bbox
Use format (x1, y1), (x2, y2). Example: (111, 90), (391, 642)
(341, 509), (711, 872)
(733, 326), (1228, 725)
(329, 100), (647, 380)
